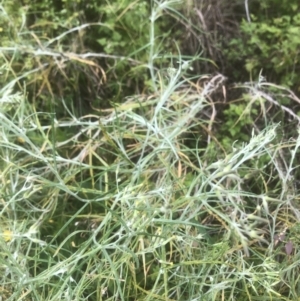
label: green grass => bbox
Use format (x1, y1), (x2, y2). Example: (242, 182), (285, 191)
(1, 1), (300, 301)
(1, 68), (300, 301)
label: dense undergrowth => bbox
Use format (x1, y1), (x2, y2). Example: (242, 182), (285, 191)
(1, 1), (300, 301)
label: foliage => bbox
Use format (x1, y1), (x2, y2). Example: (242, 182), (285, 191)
(1, 0), (300, 300)
(225, 0), (300, 91)
(0, 0), (189, 119)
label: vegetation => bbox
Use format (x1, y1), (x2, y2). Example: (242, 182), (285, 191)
(1, 0), (300, 300)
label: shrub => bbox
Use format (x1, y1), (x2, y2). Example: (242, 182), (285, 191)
(225, 0), (300, 91)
